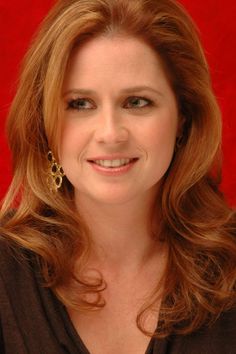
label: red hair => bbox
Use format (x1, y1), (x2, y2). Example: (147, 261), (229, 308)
(1, 0), (235, 338)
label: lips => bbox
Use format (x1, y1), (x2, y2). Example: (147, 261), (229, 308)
(88, 157), (138, 168)
(86, 156), (139, 175)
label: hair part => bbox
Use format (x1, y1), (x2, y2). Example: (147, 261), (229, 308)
(1, 0), (236, 339)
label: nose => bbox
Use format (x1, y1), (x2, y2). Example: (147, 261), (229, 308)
(94, 108), (129, 145)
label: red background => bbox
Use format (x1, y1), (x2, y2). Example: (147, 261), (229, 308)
(0, 0), (235, 205)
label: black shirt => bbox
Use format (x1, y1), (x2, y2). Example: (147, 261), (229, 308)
(0, 239), (235, 354)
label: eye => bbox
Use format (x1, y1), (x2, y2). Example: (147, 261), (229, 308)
(124, 96), (153, 109)
(67, 98), (95, 110)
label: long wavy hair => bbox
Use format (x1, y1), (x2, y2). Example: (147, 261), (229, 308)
(1, 0), (235, 338)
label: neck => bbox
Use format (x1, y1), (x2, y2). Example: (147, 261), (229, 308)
(75, 190), (163, 274)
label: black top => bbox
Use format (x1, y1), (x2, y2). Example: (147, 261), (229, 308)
(0, 238), (235, 354)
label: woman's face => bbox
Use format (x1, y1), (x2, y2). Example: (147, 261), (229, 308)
(60, 35), (179, 206)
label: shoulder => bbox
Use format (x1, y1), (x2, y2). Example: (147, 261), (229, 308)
(0, 236), (40, 292)
(166, 307), (236, 354)
(0, 235), (28, 265)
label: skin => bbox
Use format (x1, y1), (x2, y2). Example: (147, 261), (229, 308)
(59, 34), (180, 354)
(60, 35), (179, 273)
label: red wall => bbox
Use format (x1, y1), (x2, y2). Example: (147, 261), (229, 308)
(0, 0), (235, 205)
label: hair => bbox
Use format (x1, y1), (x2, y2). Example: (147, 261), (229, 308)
(0, 0), (235, 339)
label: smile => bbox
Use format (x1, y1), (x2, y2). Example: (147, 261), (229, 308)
(87, 157), (139, 175)
(93, 158), (135, 168)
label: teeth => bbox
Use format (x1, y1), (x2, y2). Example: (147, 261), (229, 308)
(94, 158), (132, 168)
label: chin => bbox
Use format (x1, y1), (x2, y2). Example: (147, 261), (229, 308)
(92, 193), (137, 205)
(77, 186), (141, 206)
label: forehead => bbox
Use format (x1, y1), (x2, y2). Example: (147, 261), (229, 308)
(63, 35), (172, 93)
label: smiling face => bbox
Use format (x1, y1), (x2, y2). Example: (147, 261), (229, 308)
(59, 35), (179, 206)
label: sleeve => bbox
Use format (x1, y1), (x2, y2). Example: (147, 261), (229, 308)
(0, 317), (5, 354)
(0, 246), (28, 353)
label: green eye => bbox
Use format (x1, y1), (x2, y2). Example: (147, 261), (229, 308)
(67, 98), (94, 110)
(125, 97), (152, 109)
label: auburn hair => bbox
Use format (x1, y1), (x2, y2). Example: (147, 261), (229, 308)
(0, 0), (235, 338)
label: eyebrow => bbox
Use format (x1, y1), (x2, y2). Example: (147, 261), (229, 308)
(62, 85), (163, 97)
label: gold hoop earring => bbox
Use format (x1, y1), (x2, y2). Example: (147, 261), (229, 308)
(47, 151), (64, 191)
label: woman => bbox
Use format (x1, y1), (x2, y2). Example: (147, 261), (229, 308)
(0, 0), (235, 353)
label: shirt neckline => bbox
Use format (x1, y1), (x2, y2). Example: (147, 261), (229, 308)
(56, 296), (156, 354)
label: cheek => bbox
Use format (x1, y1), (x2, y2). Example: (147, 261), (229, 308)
(59, 122), (88, 159)
(141, 116), (178, 154)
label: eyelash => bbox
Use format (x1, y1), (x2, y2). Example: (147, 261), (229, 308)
(125, 97), (153, 109)
(66, 96), (153, 111)
(67, 98), (94, 110)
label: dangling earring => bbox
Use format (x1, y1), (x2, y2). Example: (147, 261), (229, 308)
(47, 150), (64, 191)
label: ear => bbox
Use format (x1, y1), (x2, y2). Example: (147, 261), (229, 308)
(176, 115), (186, 137)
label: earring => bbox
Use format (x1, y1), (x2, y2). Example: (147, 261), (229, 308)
(47, 150), (64, 191)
